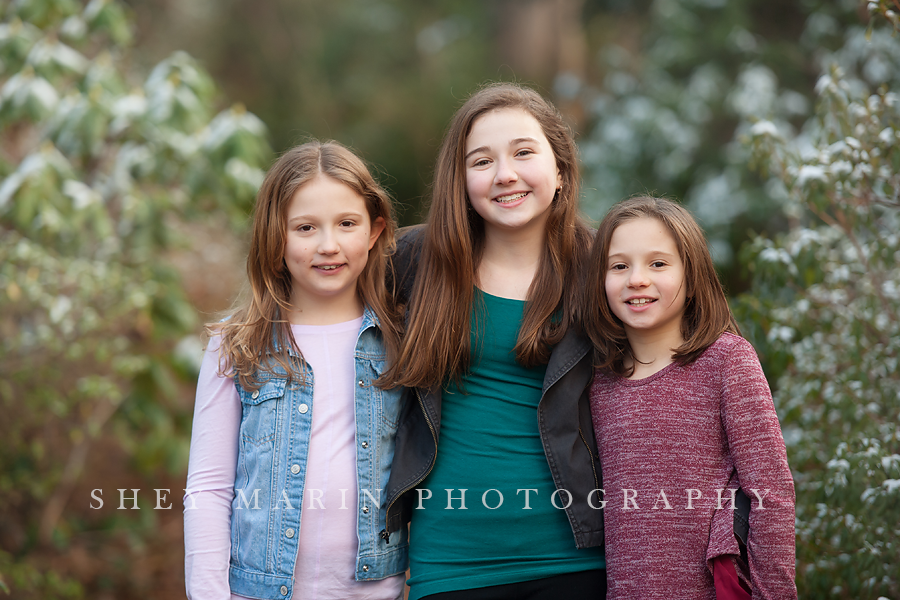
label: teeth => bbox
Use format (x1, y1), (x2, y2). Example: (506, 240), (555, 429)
(495, 192), (527, 204)
(318, 265), (339, 270)
(628, 298), (654, 305)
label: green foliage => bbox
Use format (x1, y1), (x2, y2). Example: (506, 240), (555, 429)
(0, 0), (270, 597)
(736, 7), (900, 597)
(577, 0), (863, 292)
(126, 0), (499, 224)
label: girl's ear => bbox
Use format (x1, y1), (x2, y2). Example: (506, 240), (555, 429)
(368, 216), (387, 250)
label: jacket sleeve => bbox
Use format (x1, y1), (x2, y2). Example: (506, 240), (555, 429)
(183, 336), (242, 600)
(721, 338), (797, 600)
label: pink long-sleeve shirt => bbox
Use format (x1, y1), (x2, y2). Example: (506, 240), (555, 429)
(183, 318), (404, 600)
(590, 332), (796, 599)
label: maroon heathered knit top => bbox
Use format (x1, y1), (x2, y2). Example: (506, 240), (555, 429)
(590, 333), (796, 599)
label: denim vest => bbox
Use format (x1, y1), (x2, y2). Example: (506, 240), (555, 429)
(228, 308), (409, 599)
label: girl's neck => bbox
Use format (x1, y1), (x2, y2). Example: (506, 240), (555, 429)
(624, 327), (684, 380)
(285, 294), (365, 326)
(476, 227), (545, 300)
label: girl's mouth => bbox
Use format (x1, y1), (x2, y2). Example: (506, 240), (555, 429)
(494, 192), (527, 204)
(626, 298), (656, 306)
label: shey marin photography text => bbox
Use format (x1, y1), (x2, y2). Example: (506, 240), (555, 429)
(88, 487), (772, 511)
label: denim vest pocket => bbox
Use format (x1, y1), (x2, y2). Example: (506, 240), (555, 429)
(238, 378), (288, 444)
(240, 377), (289, 404)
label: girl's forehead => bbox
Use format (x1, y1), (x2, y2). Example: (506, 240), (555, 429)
(616, 215), (665, 232)
(610, 216), (678, 246)
(467, 107), (544, 140)
(288, 174), (367, 212)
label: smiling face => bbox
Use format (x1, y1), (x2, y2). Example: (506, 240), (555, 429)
(605, 216), (688, 344)
(283, 174), (385, 324)
(464, 108), (562, 239)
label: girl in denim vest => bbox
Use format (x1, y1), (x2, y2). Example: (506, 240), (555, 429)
(184, 141), (408, 600)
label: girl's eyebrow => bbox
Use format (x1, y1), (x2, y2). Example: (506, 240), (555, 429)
(335, 211), (366, 220)
(464, 137), (542, 160)
(287, 211), (364, 224)
(465, 145), (490, 160)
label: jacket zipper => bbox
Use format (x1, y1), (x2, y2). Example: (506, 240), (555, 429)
(578, 427), (600, 491)
(381, 387), (437, 539)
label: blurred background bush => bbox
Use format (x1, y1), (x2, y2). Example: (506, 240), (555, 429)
(1, 0), (897, 598)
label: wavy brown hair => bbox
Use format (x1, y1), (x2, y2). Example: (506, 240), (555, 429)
(210, 140), (399, 390)
(385, 82), (592, 388)
(584, 196), (740, 377)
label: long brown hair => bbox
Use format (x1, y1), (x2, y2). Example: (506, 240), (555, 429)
(211, 140), (399, 389)
(386, 82), (591, 388)
(584, 196), (740, 377)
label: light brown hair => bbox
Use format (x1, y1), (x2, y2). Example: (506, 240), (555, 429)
(386, 82), (591, 388)
(211, 140), (399, 389)
(584, 196), (740, 376)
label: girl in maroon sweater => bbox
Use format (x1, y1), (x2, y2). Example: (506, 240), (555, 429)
(584, 197), (796, 599)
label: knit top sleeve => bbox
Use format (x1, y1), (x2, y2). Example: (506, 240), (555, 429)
(721, 337), (796, 599)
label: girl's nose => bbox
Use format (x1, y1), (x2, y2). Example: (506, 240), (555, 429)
(318, 231), (340, 254)
(627, 267), (649, 287)
(493, 159), (518, 185)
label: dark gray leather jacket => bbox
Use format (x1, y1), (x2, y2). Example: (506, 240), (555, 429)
(380, 226), (605, 549)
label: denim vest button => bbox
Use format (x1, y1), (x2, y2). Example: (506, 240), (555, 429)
(291, 464), (301, 474)
(361, 441), (368, 449)
(280, 585), (288, 595)
(285, 528), (295, 538)
(358, 379), (364, 387)
(298, 403), (309, 414)
(251, 390), (260, 399)
(362, 505), (369, 513)
(362, 564), (370, 572)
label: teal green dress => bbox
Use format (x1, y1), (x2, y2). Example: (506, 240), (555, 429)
(406, 289), (604, 599)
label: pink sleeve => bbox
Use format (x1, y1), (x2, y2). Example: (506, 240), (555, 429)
(184, 335), (242, 600)
(722, 339), (797, 600)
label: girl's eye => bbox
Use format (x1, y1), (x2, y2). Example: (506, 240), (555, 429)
(297, 224), (313, 233)
(515, 149), (533, 157)
(610, 263), (627, 271)
(472, 158), (490, 167)
(340, 220), (356, 227)
(651, 260), (667, 268)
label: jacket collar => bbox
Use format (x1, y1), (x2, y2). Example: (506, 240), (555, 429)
(543, 328), (592, 392)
